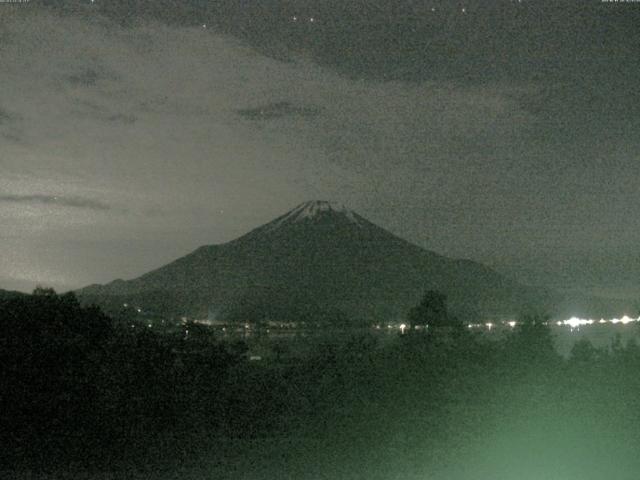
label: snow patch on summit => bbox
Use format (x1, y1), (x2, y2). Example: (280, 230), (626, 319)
(269, 200), (362, 229)
(295, 201), (355, 220)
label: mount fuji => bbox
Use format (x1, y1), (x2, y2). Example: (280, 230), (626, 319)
(78, 201), (571, 323)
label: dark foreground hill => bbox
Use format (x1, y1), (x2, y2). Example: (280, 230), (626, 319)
(78, 201), (619, 323)
(0, 289), (27, 301)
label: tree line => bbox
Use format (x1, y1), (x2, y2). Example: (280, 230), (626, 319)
(2, 288), (640, 478)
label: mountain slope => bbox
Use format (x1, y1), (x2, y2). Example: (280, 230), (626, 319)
(79, 201), (564, 322)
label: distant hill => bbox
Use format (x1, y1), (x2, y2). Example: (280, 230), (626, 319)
(0, 289), (27, 301)
(78, 201), (621, 323)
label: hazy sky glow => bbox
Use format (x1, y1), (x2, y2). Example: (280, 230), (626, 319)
(1, 1), (639, 297)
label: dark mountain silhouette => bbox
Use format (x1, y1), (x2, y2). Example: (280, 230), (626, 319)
(0, 289), (27, 301)
(78, 201), (614, 323)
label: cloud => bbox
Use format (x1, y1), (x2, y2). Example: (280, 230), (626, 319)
(0, 194), (112, 211)
(66, 68), (101, 87)
(0, 107), (25, 143)
(0, 108), (12, 125)
(65, 67), (119, 87)
(236, 101), (321, 121)
(36, 1), (639, 86)
(0, 107), (22, 126)
(71, 100), (137, 124)
(107, 113), (137, 124)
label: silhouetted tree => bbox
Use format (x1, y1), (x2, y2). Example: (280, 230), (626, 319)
(0, 288), (115, 467)
(32, 285), (57, 296)
(569, 338), (600, 364)
(408, 290), (457, 329)
(503, 312), (559, 366)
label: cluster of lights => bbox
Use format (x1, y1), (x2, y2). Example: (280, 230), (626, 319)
(468, 321), (509, 329)
(122, 303), (142, 313)
(559, 316), (639, 330)
(292, 16), (316, 23)
(466, 316), (640, 331)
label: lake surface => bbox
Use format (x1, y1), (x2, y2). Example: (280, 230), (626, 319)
(551, 323), (640, 356)
(214, 317), (640, 359)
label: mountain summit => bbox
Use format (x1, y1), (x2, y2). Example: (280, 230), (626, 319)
(275, 200), (360, 224)
(79, 201), (554, 323)
(245, 200), (366, 238)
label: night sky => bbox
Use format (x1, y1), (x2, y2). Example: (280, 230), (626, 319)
(1, 0), (639, 299)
